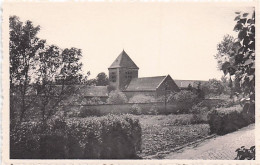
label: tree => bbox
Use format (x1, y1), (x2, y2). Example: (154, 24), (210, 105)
(220, 11), (255, 101)
(9, 16), (45, 122)
(215, 35), (236, 70)
(58, 48), (83, 85)
(196, 82), (205, 99)
(96, 72), (109, 86)
(187, 84), (193, 91)
(201, 79), (224, 96)
(35, 45), (62, 122)
(107, 90), (128, 104)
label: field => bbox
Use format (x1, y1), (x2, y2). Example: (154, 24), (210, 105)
(136, 115), (210, 157)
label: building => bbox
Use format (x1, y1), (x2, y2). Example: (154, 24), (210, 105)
(108, 50), (180, 98)
(174, 80), (207, 90)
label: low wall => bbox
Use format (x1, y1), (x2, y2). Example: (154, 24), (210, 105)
(64, 102), (181, 115)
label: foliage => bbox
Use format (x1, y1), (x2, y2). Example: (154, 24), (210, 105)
(138, 115), (210, 157)
(96, 72), (109, 86)
(148, 105), (159, 115)
(9, 16), (86, 123)
(218, 11), (255, 100)
(129, 94), (156, 103)
(207, 104), (254, 135)
(107, 90), (128, 104)
(169, 90), (198, 113)
(215, 35), (236, 70)
(235, 146), (255, 160)
(130, 104), (142, 115)
(85, 97), (105, 105)
(10, 114), (142, 159)
(9, 15), (45, 121)
(201, 79), (225, 96)
(78, 106), (102, 117)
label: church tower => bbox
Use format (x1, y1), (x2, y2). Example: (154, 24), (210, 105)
(108, 50), (139, 90)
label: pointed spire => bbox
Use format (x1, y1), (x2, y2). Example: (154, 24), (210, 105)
(108, 50), (139, 69)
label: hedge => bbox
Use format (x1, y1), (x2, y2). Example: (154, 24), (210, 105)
(208, 103), (255, 135)
(10, 114), (142, 159)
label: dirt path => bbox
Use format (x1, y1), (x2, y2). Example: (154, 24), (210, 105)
(164, 124), (255, 160)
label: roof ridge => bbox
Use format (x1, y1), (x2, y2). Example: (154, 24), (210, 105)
(108, 50), (139, 69)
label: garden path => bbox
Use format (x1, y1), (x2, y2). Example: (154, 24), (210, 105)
(164, 124), (255, 160)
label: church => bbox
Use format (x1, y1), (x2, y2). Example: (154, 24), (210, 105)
(108, 50), (180, 99)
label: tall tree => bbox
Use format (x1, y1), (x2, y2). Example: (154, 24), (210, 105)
(9, 16), (45, 122)
(221, 11), (255, 101)
(58, 48), (83, 85)
(35, 45), (62, 122)
(96, 72), (109, 86)
(215, 35), (235, 70)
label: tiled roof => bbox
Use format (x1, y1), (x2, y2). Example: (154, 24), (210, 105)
(125, 76), (166, 91)
(174, 80), (207, 88)
(108, 50), (139, 69)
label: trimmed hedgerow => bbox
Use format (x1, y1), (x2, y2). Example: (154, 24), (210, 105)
(10, 114), (142, 159)
(207, 103), (255, 135)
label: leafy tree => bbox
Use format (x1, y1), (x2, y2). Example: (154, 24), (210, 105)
(220, 11), (255, 101)
(201, 79), (225, 96)
(196, 82), (205, 99)
(107, 90), (128, 104)
(96, 72), (109, 86)
(9, 15), (45, 122)
(187, 84), (193, 91)
(34, 45), (62, 122)
(215, 35), (236, 70)
(83, 78), (97, 86)
(58, 48), (83, 85)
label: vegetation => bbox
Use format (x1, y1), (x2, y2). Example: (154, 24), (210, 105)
(10, 114), (142, 159)
(137, 115), (210, 157)
(129, 94), (156, 103)
(96, 72), (109, 86)
(10, 16), (86, 123)
(235, 146), (255, 160)
(208, 104), (254, 135)
(107, 90), (128, 104)
(168, 90), (198, 113)
(217, 11), (255, 101)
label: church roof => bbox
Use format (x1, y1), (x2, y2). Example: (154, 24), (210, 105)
(108, 50), (139, 69)
(125, 76), (167, 91)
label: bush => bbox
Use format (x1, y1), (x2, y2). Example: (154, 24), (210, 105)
(78, 106), (102, 117)
(235, 146), (255, 160)
(130, 104), (142, 115)
(10, 114), (142, 159)
(107, 90), (128, 104)
(86, 97), (105, 105)
(129, 94), (156, 103)
(207, 103), (254, 135)
(173, 90), (198, 113)
(148, 105), (159, 115)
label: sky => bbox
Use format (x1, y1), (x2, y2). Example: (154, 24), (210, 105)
(5, 2), (255, 80)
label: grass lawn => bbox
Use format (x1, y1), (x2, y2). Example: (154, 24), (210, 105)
(136, 114), (210, 157)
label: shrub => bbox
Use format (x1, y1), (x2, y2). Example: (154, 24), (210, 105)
(235, 146), (255, 160)
(78, 106), (102, 117)
(129, 94), (156, 103)
(10, 114), (142, 159)
(130, 104), (142, 115)
(173, 90), (198, 113)
(148, 105), (159, 115)
(107, 90), (128, 104)
(86, 97), (105, 105)
(207, 104), (254, 135)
